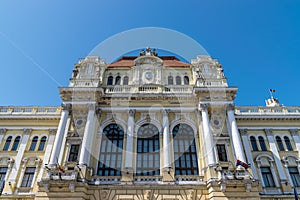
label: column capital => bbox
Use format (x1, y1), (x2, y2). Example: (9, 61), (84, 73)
(0, 128), (7, 134)
(239, 129), (248, 135)
(226, 103), (235, 111)
(62, 103), (72, 111)
(161, 109), (170, 116)
(95, 106), (101, 118)
(199, 103), (209, 111)
(128, 109), (136, 117)
(264, 129), (273, 136)
(48, 129), (57, 135)
(24, 128), (32, 135)
(289, 129), (298, 136)
(87, 103), (96, 111)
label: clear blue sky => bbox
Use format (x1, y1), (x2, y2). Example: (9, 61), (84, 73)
(0, 0), (299, 106)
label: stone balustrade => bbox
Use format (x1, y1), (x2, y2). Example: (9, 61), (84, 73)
(235, 106), (300, 115)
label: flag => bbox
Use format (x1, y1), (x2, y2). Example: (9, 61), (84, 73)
(236, 159), (249, 169)
(270, 89), (276, 93)
(57, 164), (65, 173)
(294, 187), (299, 200)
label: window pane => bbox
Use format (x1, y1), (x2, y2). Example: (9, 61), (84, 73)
(11, 136), (21, 151)
(29, 136), (38, 151)
(250, 136), (258, 151)
(123, 76), (129, 85)
(38, 136), (47, 151)
(68, 144), (80, 162)
(136, 124), (160, 176)
(258, 136), (267, 151)
(276, 136), (285, 151)
(261, 167), (275, 187)
(21, 167), (35, 187)
(97, 124), (124, 176)
(3, 136), (12, 151)
(107, 76), (113, 85)
(289, 167), (300, 187)
(173, 124), (198, 176)
(284, 136), (293, 151)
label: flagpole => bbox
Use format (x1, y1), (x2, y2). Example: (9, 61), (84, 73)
(269, 89), (274, 99)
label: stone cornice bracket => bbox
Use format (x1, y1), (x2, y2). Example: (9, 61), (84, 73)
(161, 109), (170, 116)
(289, 129), (298, 136)
(226, 103), (235, 111)
(264, 129), (273, 136)
(198, 103), (209, 111)
(128, 109), (136, 117)
(24, 128), (32, 135)
(0, 128), (7, 134)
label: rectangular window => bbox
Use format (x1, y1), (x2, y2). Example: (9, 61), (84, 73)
(216, 144), (228, 162)
(261, 167), (275, 187)
(0, 167), (7, 192)
(21, 167), (35, 187)
(288, 167), (300, 187)
(68, 144), (80, 162)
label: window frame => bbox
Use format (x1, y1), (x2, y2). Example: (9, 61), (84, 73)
(258, 136), (267, 151)
(284, 136), (293, 151)
(250, 136), (259, 151)
(276, 136), (285, 151)
(29, 136), (38, 151)
(288, 167), (300, 187)
(37, 136), (47, 151)
(261, 167), (276, 187)
(20, 167), (36, 188)
(216, 144), (228, 162)
(107, 76), (113, 85)
(3, 136), (12, 151)
(175, 76), (181, 85)
(11, 136), (21, 151)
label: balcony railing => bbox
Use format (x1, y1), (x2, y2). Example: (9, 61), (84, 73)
(235, 106), (300, 116)
(104, 85), (193, 94)
(0, 106), (61, 116)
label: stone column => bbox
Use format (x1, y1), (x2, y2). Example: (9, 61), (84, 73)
(227, 104), (246, 164)
(58, 117), (71, 164)
(124, 109), (135, 173)
(79, 104), (97, 166)
(49, 104), (70, 166)
(16, 159), (28, 188)
(241, 129), (258, 179)
(265, 129), (287, 183)
(162, 109), (171, 169)
(8, 129), (31, 191)
(199, 103), (216, 167)
(290, 129), (300, 157)
(37, 129), (56, 182)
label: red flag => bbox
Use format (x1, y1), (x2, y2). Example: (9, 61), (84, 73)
(236, 159), (249, 169)
(57, 164), (65, 173)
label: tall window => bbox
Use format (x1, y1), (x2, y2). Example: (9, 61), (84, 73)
(216, 144), (228, 162)
(11, 136), (20, 151)
(284, 136), (293, 151)
(184, 76), (189, 85)
(38, 136), (47, 151)
(173, 124), (198, 176)
(276, 136), (285, 151)
(261, 167), (275, 187)
(3, 136), (12, 151)
(258, 136), (267, 151)
(175, 76), (181, 85)
(21, 167), (35, 187)
(136, 124), (160, 176)
(29, 136), (38, 151)
(107, 76), (113, 85)
(168, 76), (173, 85)
(115, 76), (121, 85)
(123, 76), (129, 85)
(98, 124), (124, 176)
(0, 167), (7, 192)
(250, 136), (258, 151)
(68, 144), (80, 162)
(288, 167), (300, 187)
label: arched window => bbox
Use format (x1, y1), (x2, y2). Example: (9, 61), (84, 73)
(250, 136), (258, 151)
(3, 136), (12, 151)
(115, 76), (121, 85)
(107, 76), (113, 85)
(175, 76), (181, 85)
(173, 124), (198, 176)
(284, 136), (293, 151)
(29, 136), (38, 151)
(11, 136), (21, 151)
(98, 124), (124, 176)
(123, 76), (129, 85)
(261, 167), (275, 187)
(276, 136), (285, 151)
(258, 136), (267, 151)
(184, 76), (189, 85)
(168, 76), (173, 85)
(38, 136), (47, 151)
(136, 124), (160, 176)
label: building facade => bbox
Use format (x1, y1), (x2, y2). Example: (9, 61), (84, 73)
(0, 48), (300, 200)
